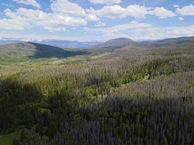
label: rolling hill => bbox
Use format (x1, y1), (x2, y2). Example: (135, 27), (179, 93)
(156, 36), (194, 45)
(94, 38), (135, 49)
(139, 36), (194, 49)
(0, 42), (89, 64)
(0, 42), (89, 57)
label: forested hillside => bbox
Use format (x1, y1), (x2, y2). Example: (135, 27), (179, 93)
(0, 42), (88, 65)
(0, 38), (194, 145)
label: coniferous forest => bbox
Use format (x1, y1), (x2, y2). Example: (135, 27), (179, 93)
(0, 38), (194, 145)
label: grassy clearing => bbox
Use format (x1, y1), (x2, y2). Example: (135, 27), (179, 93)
(0, 130), (20, 145)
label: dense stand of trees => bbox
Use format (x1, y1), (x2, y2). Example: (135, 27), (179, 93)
(0, 45), (194, 145)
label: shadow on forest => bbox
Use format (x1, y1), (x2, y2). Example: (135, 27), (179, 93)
(0, 78), (42, 130)
(27, 42), (90, 59)
(0, 77), (194, 145)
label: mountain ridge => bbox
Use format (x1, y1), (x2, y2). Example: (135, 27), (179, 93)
(93, 37), (135, 49)
(1, 36), (194, 55)
(0, 42), (88, 59)
(0, 39), (100, 49)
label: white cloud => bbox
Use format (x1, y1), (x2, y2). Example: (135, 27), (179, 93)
(87, 5), (148, 19)
(87, 5), (127, 18)
(85, 14), (99, 21)
(0, 0), (192, 40)
(89, 0), (121, 5)
(178, 17), (184, 21)
(0, 0), (100, 31)
(0, 19), (24, 30)
(127, 5), (148, 18)
(51, 0), (86, 17)
(0, 33), (88, 41)
(95, 21), (106, 27)
(86, 21), (152, 37)
(130, 25), (194, 40)
(13, 0), (40, 8)
(1, 0), (102, 31)
(1, 8), (87, 31)
(176, 5), (194, 16)
(87, 5), (176, 19)
(149, 7), (176, 18)
(2, 8), (30, 30)
(86, 21), (194, 40)
(173, 4), (179, 8)
(2, 22), (194, 41)
(51, 0), (99, 22)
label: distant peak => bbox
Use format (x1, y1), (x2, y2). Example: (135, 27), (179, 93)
(94, 37), (135, 49)
(107, 37), (134, 42)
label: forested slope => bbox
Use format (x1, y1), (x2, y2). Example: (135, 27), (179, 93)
(0, 42), (88, 65)
(0, 39), (194, 145)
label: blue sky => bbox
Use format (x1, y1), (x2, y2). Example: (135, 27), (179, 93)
(0, 0), (194, 41)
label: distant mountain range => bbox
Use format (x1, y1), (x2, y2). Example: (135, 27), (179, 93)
(0, 38), (100, 49)
(1, 36), (194, 51)
(36, 40), (100, 49)
(0, 38), (22, 45)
